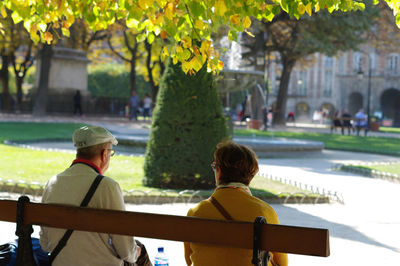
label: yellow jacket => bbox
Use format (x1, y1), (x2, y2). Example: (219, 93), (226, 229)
(184, 187), (288, 266)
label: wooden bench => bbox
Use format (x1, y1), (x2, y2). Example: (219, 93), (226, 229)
(329, 117), (369, 136)
(0, 196), (330, 265)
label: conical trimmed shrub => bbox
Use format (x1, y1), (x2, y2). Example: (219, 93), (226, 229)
(143, 60), (229, 189)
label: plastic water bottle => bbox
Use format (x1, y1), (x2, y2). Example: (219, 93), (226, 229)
(154, 247), (169, 266)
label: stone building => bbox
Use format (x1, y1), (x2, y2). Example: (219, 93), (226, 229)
(266, 47), (400, 126)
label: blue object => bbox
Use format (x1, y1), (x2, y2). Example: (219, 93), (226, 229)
(154, 246), (169, 266)
(0, 238), (50, 266)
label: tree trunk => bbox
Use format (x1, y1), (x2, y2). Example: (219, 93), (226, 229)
(130, 54), (137, 93)
(33, 44), (52, 116)
(145, 41), (158, 106)
(272, 57), (295, 126)
(16, 76), (23, 109)
(0, 54), (11, 111)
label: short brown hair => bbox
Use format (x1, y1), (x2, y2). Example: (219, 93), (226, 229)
(214, 141), (258, 186)
(76, 142), (109, 160)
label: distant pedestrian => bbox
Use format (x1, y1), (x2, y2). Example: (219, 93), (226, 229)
(143, 93), (152, 120)
(73, 90), (82, 116)
(330, 110), (342, 133)
(354, 109), (368, 136)
(129, 90), (139, 121)
(287, 111), (295, 122)
(124, 104), (130, 118)
(341, 109), (353, 135)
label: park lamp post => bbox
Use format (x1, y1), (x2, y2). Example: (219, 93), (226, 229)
(357, 53), (372, 130)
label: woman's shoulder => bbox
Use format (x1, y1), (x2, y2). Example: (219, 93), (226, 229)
(187, 199), (214, 217)
(246, 195), (280, 223)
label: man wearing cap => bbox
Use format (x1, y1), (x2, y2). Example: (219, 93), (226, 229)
(39, 126), (140, 266)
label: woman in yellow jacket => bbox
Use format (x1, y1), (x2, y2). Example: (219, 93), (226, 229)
(184, 141), (288, 266)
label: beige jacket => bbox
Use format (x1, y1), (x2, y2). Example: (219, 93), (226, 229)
(40, 163), (137, 266)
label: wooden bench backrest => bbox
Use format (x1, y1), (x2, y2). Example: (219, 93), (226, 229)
(0, 199), (330, 257)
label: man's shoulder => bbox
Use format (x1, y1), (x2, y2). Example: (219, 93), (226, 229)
(100, 175), (120, 186)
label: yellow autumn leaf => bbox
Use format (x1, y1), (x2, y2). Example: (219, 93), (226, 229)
(243, 16), (251, 28)
(38, 23), (47, 32)
(30, 24), (38, 36)
(305, 2), (312, 16)
(155, 0), (167, 8)
(215, 0), (227, 17)
(315, 3), (320, 12)
(53, 21), (60, 28)
(62, 27), (70, 37)
(164, 2), (174, 20)
(1, 5), (7, 18)
(154, 13), (163, 25)
(160, 30), (167, 39)
(200, 54), (206, 64)
(163, 46), (169, 56)
(191, 56), (203, 72)
(298, 2), (306, 15)
(126, 18), (139, 28)
(244, 29), (254, 37)
(67, 14), (75, 27)
(217, 60), (224, 70)
(31, 32), (40, 43)
(182, 37), (192, 49)
(138, 0), (152, 9)
(235, 2), (243, 8)
(182, 49), (191, 60)
(182, 61), (191, 74)
(44, 31), (53, 44)
(172, 57), (178, 64)
(195, 19), (203, 30)
(176, 45), (183, 54)
(230, 14), (241, 26)
(193, 45), (200, 56)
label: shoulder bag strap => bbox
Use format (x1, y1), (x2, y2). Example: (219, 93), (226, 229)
(209, 196), (233, 220)
(209, 196), (277, 266)
(49, 174), (104, 263)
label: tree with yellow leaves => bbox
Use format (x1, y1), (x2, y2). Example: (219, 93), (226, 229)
(0, 8), (35, 111)
(3, 0), (398, 74)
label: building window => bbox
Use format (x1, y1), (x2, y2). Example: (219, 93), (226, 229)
(387, 54), (398, 75)
(297, 70), (307, 96)
(324, 57), (334, 68)
(369, 52), (376, 70)
(323, 69), (333, 97)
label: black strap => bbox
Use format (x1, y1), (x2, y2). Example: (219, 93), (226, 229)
(209, 196), (233, 220)
(209, 196), (273, 266)
(49, 174), (104, 263)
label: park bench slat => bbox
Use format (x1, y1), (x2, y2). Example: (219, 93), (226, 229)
(0, 199), (330, 257)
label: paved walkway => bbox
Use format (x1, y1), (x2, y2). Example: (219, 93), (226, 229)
(1, 113), (400, 265)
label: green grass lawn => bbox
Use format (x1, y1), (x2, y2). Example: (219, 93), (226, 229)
(0, 121), (304, 197)
(0, 122), (87, 142)
(346, 162), (400, 177)
(380, 127), (400, 134)
(0, 144), (301, 196)
(235, 129), (400, 156)
(0, 144), (145, 190)
(370, 163), (400, 174)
